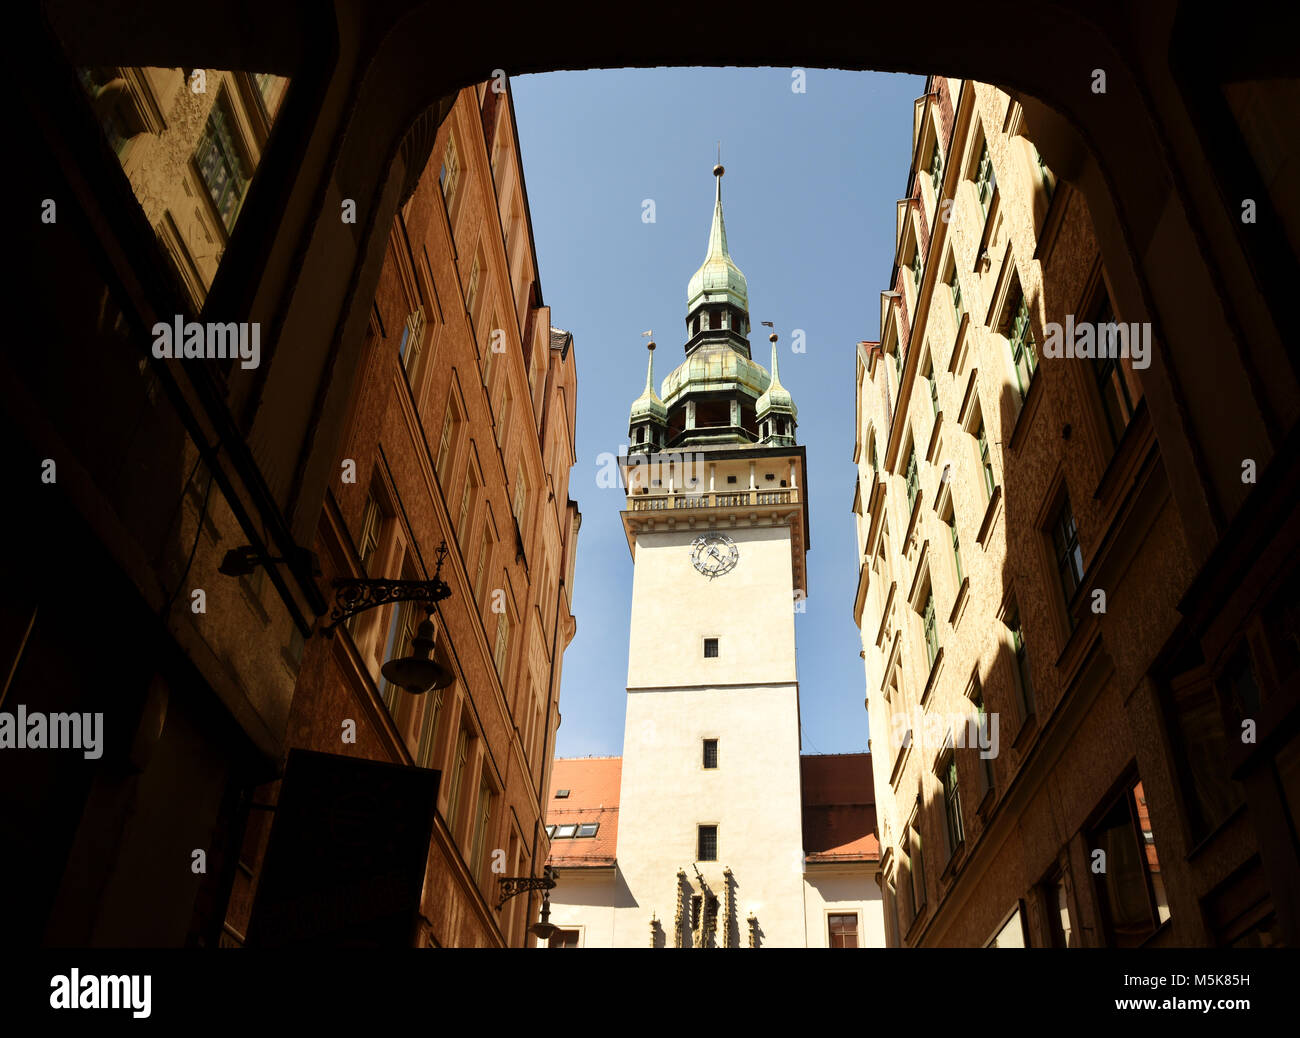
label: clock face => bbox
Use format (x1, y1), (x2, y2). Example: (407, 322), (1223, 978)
(691, 532), (739, 580)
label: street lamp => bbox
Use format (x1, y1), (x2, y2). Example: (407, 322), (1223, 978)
(497, 865), (559, 943)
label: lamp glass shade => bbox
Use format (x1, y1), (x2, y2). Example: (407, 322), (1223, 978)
(379, 617), (454, 694)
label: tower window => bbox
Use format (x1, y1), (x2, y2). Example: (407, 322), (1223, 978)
(726, 475), (737, 484)
(697, 825), (718, 861)
(704, 638), (719, 658)
(703, 739), (718, 769)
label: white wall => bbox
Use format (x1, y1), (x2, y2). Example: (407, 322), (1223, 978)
(625, 526), (797, 690)
(803, 867), (887, 947)
(537, 871), (617, 947)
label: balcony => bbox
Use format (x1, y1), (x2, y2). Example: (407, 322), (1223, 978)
(627, 488), (800, 512)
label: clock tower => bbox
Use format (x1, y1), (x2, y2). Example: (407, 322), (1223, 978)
(610, 163), (812, 946)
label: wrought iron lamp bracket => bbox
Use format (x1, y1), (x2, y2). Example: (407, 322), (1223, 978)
(496, 865), (557, 911)
(323, 542), (451, 631)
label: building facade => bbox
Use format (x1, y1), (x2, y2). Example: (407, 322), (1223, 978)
(221, 80), (581, 948)
(542, 168), (884, 948)
(854, 75), (1298, 948)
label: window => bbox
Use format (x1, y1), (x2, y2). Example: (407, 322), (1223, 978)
(493, 611), (510, 678)
(1166, 673), (1243, 841)
(973, 138), (995, 216)
(577, 823), (599, 838)
(697, 825), (718, 861)
(399, 306), (426, 375)
(988, 906), (1027, 947)
(1050, 493), (1084, 615)
(512, 464), (527, 528)
(968, 679), (994, 796)
(893, 344), (903, 389)
(905, 445), (919, 514)
(1009, 291), (1039, 397)
(921, 354), (939, 418)
(1088, 779), (1171, 946)
(380, 593), (418, 709)
(440, 133), (460, 209)
(703, 739), (718, 769)
(555, 789), (570, 799)
(1090, 290), (1140, 447)
(497, 383), (512, 449)
(194, 94), (250, 234)
(545, 825), (556, 838)
(1005, 600), (1035, 720)
(828, 913), (860, 948)
(553, 824), (577, 838)
(948, 264), (964, 325)
(944, 502), (963, 588)
(1045, 870), (1075, 948)
(415, 688), (443, 769)
(975, 416), (995, 501)
(1036, 147), (1055, 201)
(922, 590), (939, 670)
(941, 753), (964, 855)
(470, 776), (495, 879)
(473, 523), (493, 605)
(446, 727), (471, 834)
(465, 250), (481, 320)
(904, 813), (926, 917)
(547, 929), (580, 948)
(928, 138), (942, 194)
(703, 638), (719, 658)
(357, 493), (382, 573)
(457, 462), (480, 546)
(911, 248), (922, 294)
(436, 391), (463, 478)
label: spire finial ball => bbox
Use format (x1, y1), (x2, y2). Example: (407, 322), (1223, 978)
(647, 340), (656, 351)
(769, 332), (778, 343)
(713, 163), (724, 177)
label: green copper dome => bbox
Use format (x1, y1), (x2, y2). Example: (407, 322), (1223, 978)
(686, 166), (748, 313)
(661, 340), (769, 408)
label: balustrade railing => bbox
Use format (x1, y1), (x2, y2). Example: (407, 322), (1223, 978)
(627, 488), (798, 511)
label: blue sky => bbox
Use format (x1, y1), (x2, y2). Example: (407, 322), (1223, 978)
(513, 67), (926, 758)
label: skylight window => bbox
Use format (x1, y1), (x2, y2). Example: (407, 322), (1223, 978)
(577, 823), (599, 838)
(555, 789), (570, 798)
(554, 824), (578, 838)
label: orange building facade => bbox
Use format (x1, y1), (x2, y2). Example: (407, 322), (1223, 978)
(221, 79), (580, 948)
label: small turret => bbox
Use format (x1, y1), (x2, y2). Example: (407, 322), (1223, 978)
(628, 340), (667, 453)
(756, 332), (797, 446)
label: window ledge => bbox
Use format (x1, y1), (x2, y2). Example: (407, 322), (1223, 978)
(920, 648), (945, 708)
(976, 485), (1003, 548)
(1011, 711), (1039, 753)
(889, 737), (913, 790)
(947, 312), (971, 375)
(1092, 397), (1153, 511)
(976, 783), (996, 821)
(1183, 802), (1248, 863)
(949, 577), (970, 629)
(904, 489), (924, 546)
(940, 841), (966, 884)
(1007, 372), (1045, 455)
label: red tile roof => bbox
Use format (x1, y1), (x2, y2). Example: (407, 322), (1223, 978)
(800, 754), (880, 864)
(545, 757), (621, 867)
(542, 753), (880, 867)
